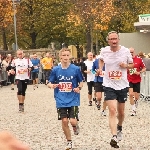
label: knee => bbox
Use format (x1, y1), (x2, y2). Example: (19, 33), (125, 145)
(109, 107), (117, 116)
(129, 92), (134, 98)
(70, 118), (76, 125)
(62, 118), (69, 126)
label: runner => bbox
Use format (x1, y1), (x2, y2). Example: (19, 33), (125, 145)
(11, 50), (33, 112)
(84, 52), (96, 106)
(48, 48), (83, 150)
(41, 52), (53, 85)
(7, 56), (15, 90)
(99, 31), (133, 148)
(92, 57), (105, 111)
(128, 48), (146, 116)
(31, 53), (40, 90)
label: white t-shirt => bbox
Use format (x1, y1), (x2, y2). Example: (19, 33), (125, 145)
(84, 59), (95, 82)
(12, 58), (33, 80)
(100, 46), (133, 90)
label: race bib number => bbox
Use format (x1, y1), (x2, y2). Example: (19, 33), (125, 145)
(109, 71), (122, 80)
(99, 71), (105, 77)
(18, 69), (25, 74)
(129, 68), (137, 75)
(59, 82), (72, 92)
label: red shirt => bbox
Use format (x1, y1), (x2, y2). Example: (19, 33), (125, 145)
(127, 56), (145, 83)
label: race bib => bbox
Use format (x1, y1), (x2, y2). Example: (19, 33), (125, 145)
(109, 71), (122, 80)
(129, 68), (137, 75)
(59, 82), (72, 92)
(18, 69), (25, 74)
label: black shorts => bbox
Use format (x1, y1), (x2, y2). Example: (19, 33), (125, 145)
(129, 82), (140, 93)
(87, 81), (94, 95)
(32, 72), (39, 80)
(104, 87), (129, 103)
(94, 82), (104, 92)
(16, 79), (28, 96)
(57, 106), (79, 121)
(43, 69), (51, 80)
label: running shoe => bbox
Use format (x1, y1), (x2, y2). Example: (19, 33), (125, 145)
(110, 136), (119, 148)
(117, 130), (122, 141)
(33, 85), (36, 90)
(19, 105), (22, 112)
(97, 104), (101, 110)
(88, 101), (92, 106)
(65, 141), (72, 150)
(131, 110), (136, 116)
(134, 100), (138, 108)
(19, 105), (24, 113)
(72, 124), (79, 135)
(101, 110), (106, 116)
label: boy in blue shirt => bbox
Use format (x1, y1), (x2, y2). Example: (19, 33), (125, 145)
(31, 54), (40, 89)
(92, 57), (107, 115)
(48, 48), (83, 150)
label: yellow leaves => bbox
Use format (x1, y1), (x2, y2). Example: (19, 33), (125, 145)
(0, 0), (13, 27)
(69, 0), (115, 32)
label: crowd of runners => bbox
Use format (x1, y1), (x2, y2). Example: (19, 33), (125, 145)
(0, 31), (147, 150)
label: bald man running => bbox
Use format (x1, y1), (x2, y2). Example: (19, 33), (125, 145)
(84, 52), (95, 106)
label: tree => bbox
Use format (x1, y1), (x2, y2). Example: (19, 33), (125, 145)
(16, 0), (71, 49)
(0, 0), (13, 50)
(111, 0), (150, 32)
(69, 0), (116, 53)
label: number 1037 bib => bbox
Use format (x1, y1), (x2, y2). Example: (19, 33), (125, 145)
(59, 82), (72, 92)
(109, 71), (122, 80)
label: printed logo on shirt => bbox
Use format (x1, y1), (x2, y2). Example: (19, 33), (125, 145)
(109, 71), (122, 80)
(59, 82), (72, 92)
(129, 68), (137, 75)
(18, 69), (26, 74)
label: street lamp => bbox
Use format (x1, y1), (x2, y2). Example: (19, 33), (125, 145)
(12, 0), (20, 50)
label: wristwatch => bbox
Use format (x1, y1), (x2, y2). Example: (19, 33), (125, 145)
(78, 87), (82, 90)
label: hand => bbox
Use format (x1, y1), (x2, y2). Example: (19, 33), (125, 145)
(95, 69), (99, 76)
(48, 83), (59, 89)
(97, 69), (103, 76)
(119, 62), (127, 68)
(134, 71), (140, 75)
(0, 131), (30, 150)
(86, 70), (91, 74)
(73, 87), (80, 93)
(23, 69), (28, 72)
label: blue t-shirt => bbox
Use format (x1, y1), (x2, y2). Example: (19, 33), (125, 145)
(92, 58), (105, 82)
(49, 64), (83, 108)
(31, 59), (40, 72)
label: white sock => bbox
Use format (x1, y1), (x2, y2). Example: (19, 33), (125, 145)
(132, 104), (136, 111)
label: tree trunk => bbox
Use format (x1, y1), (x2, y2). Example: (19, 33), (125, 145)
(85, 26), (91, 54)
(2, 27), (8, 50)
(30, 32), (37, 49)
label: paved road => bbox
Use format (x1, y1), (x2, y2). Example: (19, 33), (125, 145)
(0, 84), (150, 150)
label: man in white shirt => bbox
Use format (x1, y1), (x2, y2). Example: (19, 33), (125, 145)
(11, 50), (33, 112)
(84, 52), (96, 106)
(99, 31), (134, 148)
